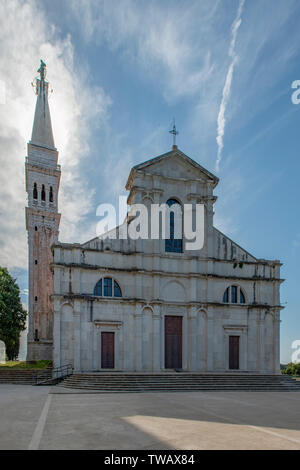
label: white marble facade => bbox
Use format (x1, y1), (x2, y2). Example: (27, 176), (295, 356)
(51, 147), (282, 373)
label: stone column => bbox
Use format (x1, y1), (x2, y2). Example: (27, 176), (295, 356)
(73, 303), (81, 372)
(115, 327), (120, 370)
(160, 312), (165, 370)
(53, 303), (61, 368)
(258, 310), (265, 373)
(135, 267), (143, 299)
(92, 325), (98, 371)
(87, 322), (93, 371)
(188, 306), (198, 370)
(153, 276), (160, 300)
(247, 310), (258, 371)
(273, 312), (281, 374)
(153, 305), (161, 371)
(241, 329), (248, 371)
(135, 304), (143, 371)
(123, 309), (133, 371)
(198, 310), (208, 371)
(182, 311), (188, 370)
(207, 314), (214, 371)
(206, 202), (214, 257)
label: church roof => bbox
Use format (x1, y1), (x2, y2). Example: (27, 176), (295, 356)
(126, 147), (219, 190)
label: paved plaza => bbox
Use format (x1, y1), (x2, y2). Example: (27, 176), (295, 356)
(0, 384), (300, 450)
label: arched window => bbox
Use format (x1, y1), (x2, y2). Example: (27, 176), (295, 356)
(165, 199), (183, 253)
(114, 280), (122, 297)
(104, 277), (112, 296)
(231, 286), (237, 303)
(94, 279), (102, 296)
(49, 186), (53, 203)
(93, 277), (122, 298)
(223, 286), (246, 304)
(223, 287), (229, 303)
(41, 184), (46, 202)
(33, 183), (38, 200)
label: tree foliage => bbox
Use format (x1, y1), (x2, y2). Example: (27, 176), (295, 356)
(282, 362), (300, 376)
(0, 267), (27, 360)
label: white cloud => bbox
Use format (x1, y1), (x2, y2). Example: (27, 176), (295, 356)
(0, 0), (111, 269)
(69, 0), (218, 101)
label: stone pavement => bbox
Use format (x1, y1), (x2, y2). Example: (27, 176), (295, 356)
(0, 384), (300, 450)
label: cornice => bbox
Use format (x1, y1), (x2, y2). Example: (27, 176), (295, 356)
(25, 160), (61, 176)
(51, 293), (283, 310)
(51, 242), (281, 267)
(50, 261), (284, 283)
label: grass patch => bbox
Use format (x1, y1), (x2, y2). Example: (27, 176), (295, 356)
(0, 360), (52, 369)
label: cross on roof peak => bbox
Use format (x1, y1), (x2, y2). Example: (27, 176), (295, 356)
(169, 119), (179, 149)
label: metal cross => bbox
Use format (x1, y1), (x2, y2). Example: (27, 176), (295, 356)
(169, 119), (179, 147)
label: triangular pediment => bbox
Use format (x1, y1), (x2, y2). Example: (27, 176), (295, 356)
(126, 148), (218, 189)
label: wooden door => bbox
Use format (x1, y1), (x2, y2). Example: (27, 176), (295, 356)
(229, 336), (239, 370)
(101, 332), (115, 369)
(165, 316), (182, 369)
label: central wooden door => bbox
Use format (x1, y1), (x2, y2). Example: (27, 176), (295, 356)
(229, 336), (239, 370)
(165, 316), (182, 369)
(101, 332), (115, 369)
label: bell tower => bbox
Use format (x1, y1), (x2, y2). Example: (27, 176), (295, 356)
(25, 60), (61, 360)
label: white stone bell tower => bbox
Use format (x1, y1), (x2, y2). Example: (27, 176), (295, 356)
(25, 60), (61, 360)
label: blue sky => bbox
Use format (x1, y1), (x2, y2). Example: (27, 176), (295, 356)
(0, 0), (299, 363)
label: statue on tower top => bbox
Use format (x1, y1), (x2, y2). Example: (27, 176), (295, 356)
(32, 60), (51, 96)
(37, 59), (46, 81)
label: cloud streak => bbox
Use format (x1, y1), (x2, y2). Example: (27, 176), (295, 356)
(216, 0), (245, 171)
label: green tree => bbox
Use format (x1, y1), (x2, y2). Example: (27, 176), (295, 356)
(282, 362), (300, 376)
(0, 267), (27, 360)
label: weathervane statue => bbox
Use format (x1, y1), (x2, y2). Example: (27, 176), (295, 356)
(32, 59), (52, 96)
(37, 59), (46, 81)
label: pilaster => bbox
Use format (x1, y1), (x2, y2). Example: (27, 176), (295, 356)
(258, 311), (265, 372)
(188, 306), (198, 370)
(273, 311), (281, 374)
(153, 305), (161, 371)
(207, 313), (214, 371)
(73, 304), (81, 372)
(53, 305), (61, 368)
(134, 304), (143, 371)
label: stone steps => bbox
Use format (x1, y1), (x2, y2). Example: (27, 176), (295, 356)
(61, 373), (296, 378)
(0, 369), (52, 384)
(62, 379), (298, 384)
(60, 373), (300, 392)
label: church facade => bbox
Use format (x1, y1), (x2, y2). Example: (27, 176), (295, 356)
(26, 63), (283, 373)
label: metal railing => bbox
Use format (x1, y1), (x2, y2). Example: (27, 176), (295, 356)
(35, 363), (73, 385)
